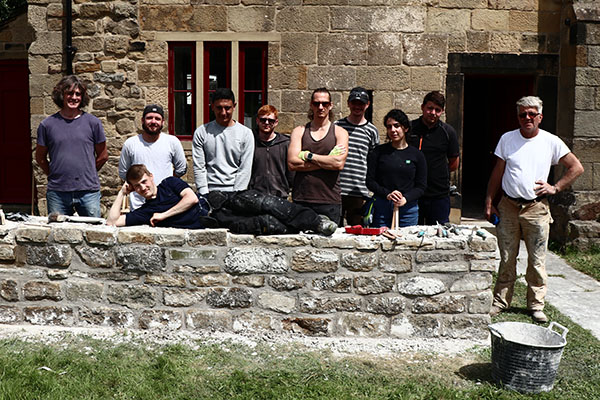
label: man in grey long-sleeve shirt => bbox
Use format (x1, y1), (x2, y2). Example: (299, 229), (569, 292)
(192, 88), (254, 195)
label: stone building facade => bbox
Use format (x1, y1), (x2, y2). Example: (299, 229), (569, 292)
(0, 0), (598, 246)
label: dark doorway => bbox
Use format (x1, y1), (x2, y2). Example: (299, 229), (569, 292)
(0, 60), (31, 206)
(461, 75), (534, 217)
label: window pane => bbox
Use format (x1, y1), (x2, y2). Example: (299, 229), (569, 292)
(208, 46), (229, 91)
(243, 47), (263, 90)
(173, 47), (192, 90)
(173, 92), (193, 136)
(243, 92), (262, 130)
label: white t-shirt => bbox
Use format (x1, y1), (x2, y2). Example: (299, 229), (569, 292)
(495, 129), (570, 200)
(119, 133), (187, 209)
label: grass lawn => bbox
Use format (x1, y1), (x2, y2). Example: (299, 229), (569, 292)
(556, 245), (600, 281)
(0, 281), (598, 400)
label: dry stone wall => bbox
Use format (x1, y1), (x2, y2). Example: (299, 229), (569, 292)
(0, 221), (496, 339)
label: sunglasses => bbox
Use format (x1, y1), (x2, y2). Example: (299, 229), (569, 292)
(258, 117), (277, 124)
(312, 101), (331, 107)
(518, 112), (540, 119)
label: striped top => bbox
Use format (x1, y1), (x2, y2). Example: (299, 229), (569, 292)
(335, 118), (380, 197)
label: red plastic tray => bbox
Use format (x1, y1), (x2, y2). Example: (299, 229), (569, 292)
(344, 225), (387, 235)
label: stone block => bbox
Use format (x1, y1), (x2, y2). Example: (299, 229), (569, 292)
(390, 315), (441, 338)
(268, 66), (308, 91)
(330, 6), (425, 33)
(257, 292), (296, 313)
(269, 275), (305, 291)
(397, 276), (446, 296)
(169, 248), (217, 261)
(368, 33), (402, 66)
(467, 31), (490, 52)
(468, 291), (493, 314)
(79, 2), (111, 18)
(15, 226), (50, 243)
(47, 269), (69, 280)
(0, 245), (15, 261)
(72, 36), (104, 53)
(139, 310), (183, 330)
(26, 245), (72, 268)
(509, 11), (538, 32)
(29, 32), (62, 55)
(317, 33), (367, 66)
(470, 259), (496, 272)
(224, 247), (288, 274)
(426, 9), (470, 33)
(93, 72), (126, 85)
(299, 296), (361, 313)
(206, 287), (252, 308)
(51, 227), (84, 244)
(312, 275), (352, 292)
(145, 273), (186, 287)
(0, 280), (18, 301)
(190, 274), (229, 287)
(439, 0), (486, 7)
(115, 245), (165, 273)
(417, 262), (470, 273)
(335, 312), (388, 337)
(0, 306), (20, 324)
(24, 306), (74, 326)
(450, 272), (493, 292)
(411, 294), (466, 314)
(172, 264), (221, 274)
(415, 251), (462, 263)
(256, 235), (310, 246)
(471, 9), (509, 31)
(232, 275), (265, 287)
(104, 35), (130, 57)
(354, 275), (395, 295)
(85, 228), (117, 246)
(574, 87), (596, 111)
(283, 317), (330, 336)
(140, 6), (227, 32)
(441, 315), (489, 339)
(233, 312), (280, 333)
(520, 33), (544, 53)
(410, 66), (443, 91)
(364, 296), (405, 315)
(76, 245), (116, 268)
(107, 284), (157, 309)
(307, 66), (356, 91)
(574, 111), (600, 137)
(117, 230), (156, 244)
(187, 229), (228, 246)
(228, 6), (275, 32)
(489, 32), (520, 53)
(448, 32), (467, 53)
(137, 63), (167, 86)
(186, 310), (232, 330)
(112, 2), (137, 19)
(468, 235), (497, 252)
(292, 249), (338, 272)
(280, 33), (317, 65)
(311, 235), (357, 249)
(79, 307), (135, 327)
(340, 251), (377, 272)
(65, 280), (103, 302)
(163, 288), (207, 307)
(276, 6), (329, 32)
(89, 271), (139, 282)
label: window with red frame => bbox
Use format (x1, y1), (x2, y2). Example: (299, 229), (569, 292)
(168, 41), (268, 138)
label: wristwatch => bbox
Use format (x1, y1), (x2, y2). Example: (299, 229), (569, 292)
(306, 152), (314, 161)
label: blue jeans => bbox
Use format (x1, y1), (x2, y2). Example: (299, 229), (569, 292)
(46, 190), (101, 217)
(371, 197), (418, 228)
(418, 196), (450, 225)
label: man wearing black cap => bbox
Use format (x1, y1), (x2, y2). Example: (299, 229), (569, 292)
(118, 104), (187, 210)
(335, 87), (379, 225)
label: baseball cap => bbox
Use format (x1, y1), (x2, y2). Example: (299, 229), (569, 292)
(143, 104), (164, 118)
(348, 87), (369, 104)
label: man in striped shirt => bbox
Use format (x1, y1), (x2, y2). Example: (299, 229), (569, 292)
(335, 87), (380, 225)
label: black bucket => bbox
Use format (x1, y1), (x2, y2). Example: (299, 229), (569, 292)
(488, 321), (568, 393)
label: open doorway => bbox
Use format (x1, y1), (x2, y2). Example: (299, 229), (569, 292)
(461, 75), (534, 218)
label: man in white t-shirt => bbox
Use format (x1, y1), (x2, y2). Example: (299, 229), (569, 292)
(119, 104), (187, 210)
(484, 96), (584, 323)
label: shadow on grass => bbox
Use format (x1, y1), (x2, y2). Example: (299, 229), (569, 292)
(456, 362), (495, 385)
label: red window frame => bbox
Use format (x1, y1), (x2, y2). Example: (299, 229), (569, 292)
(203, 42), (231, 123)
(238, 42), (268, 123)
(167, 42), (195, 139)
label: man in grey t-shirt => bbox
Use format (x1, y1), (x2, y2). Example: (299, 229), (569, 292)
(192, 88), (254, 195)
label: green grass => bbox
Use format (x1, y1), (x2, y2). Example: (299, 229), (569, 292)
(554, 244), (600, 281)
(0, 281), (597, 399)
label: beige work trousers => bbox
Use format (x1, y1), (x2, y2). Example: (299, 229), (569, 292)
(492, 195), (552, 312)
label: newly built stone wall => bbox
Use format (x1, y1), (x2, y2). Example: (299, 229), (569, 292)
(0, 221), (495, 339)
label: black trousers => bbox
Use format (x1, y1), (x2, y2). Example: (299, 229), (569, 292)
(209, 190), (322, 235)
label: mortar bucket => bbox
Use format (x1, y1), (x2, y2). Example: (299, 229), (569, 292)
(488, 321), (568, 393)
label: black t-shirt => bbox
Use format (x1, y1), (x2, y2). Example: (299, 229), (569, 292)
(366, 143), (427, 204)
(408, 117), (459, 198)
(125, 177), (205, 229)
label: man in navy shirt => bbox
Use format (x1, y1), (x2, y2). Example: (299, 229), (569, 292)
(107, 164), (207, 229)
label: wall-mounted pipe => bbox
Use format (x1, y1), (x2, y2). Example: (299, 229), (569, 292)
(65, 0), (77, 74)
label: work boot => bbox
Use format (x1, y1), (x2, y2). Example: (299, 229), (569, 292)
(531, 310), (548, 323)
(257, 214), (289, 235)
(316, 215), (337, 236)
(489, 305), (503, 317)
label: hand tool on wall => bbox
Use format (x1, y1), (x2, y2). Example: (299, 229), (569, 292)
(48, 212), (105, 224)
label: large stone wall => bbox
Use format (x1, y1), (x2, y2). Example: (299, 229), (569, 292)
(0, 221), (495, 339)
(26, 0), (564, 215)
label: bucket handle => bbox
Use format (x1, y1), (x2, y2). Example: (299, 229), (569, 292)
(488, 325), (504, 341)
(548, 321), (569, 339)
